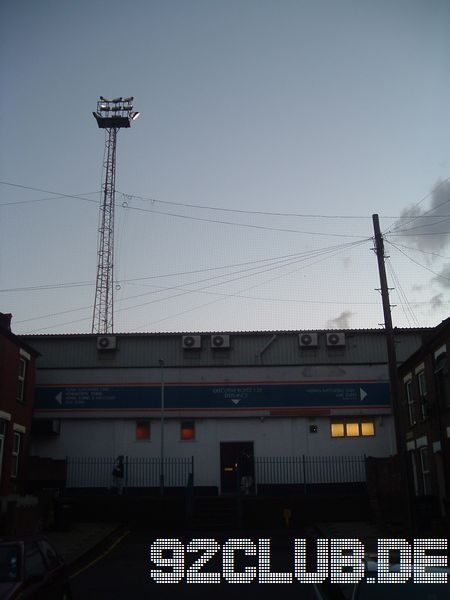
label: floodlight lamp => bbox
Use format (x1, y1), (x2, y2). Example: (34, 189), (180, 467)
(99, 103), (109, 110)
(131, 111), (140, 121)
(123, 96), (133, 102)
(112, 97), (122, 102)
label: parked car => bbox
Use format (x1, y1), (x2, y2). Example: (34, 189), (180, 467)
(0, 535), (71, 599)
(340, 558), (449, 599)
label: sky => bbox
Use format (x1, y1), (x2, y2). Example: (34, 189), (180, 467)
(1, 0), (450, 335)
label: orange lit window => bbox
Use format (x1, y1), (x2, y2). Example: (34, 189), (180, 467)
(361, 421), (375, 436)
(331, 423), (345, 437)
(136, 421), (150, 440)
(346, 422), (359, 437)
(331, 419), (375, 438)
(180, 421), (195, 441)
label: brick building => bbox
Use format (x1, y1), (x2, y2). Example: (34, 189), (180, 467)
(0, 313), (38, 496)
(399, 317), (450, 519)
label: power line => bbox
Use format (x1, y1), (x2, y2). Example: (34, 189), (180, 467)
(1, 243), (362, 293)
(20, 239), (367, 331)
(384, 242), (450, 261)
(118, 191), (375, 219)
(119, 203), (370, 239)
(126, 239), (371, 330)
(4, 179), (448, 221)
(388, 215), (450, 234)
(386, 240), (450, 283)
(386, 259), (420, 327)
(0, 181), (99, 205)
(118, 190), (450, 220)
(0, 191), (100, 206)
(388, 231), (450, 237)
(383, 177), (450, 233)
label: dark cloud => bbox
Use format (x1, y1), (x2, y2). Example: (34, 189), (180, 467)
(430, 293), (444, 310)
(395, 180), (450, 257)
(432, 263), (450, 289)
(327, 311), (354, 329)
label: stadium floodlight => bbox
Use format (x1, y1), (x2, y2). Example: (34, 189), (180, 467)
(92, 95), (139, 334)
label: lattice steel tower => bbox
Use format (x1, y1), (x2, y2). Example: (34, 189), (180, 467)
(92, 97), (139, 333)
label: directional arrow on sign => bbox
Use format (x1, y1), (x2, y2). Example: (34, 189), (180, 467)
(359, 388), (367, 401)
(55, 392), (63, 405)
(231, 399), (240, 405)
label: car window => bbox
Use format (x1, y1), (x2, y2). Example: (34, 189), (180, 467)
(0, 544), (20, 582)
(25, 542), (47, 580)
(39, 540), (61, 570)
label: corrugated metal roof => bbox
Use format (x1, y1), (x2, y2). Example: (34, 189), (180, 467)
(20, 328), (429, 370)
(19, 326), (432, 337)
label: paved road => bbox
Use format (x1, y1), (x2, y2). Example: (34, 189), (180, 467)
(69, 528), (338, 599)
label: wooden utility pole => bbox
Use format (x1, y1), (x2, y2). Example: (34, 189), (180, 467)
(372, 214), (414, 534)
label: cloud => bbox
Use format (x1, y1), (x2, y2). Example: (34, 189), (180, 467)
(432, 263), (450, 289)
(396, 180), (450, 257)
(430, 293), (444, 310)
(340, 256), (352, 269)
(327, 311), (354, 329)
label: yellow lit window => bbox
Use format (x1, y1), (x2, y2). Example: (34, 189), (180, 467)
(346, 422), (360, 437)
(181, 421), (195, 441)
(136, 421), (150, 440)
(331, 423), (345, 437)
(361, 421), (375, 436)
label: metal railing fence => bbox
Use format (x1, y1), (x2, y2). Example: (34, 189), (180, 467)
(66, 456), (194, 489)
(254, 455), (366, 490)
(65, 454), (366, 491)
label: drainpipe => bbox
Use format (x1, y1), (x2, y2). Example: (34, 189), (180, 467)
(256, 334), (277, 365)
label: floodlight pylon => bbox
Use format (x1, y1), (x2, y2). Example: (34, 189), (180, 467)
(92, 96), (139, 334)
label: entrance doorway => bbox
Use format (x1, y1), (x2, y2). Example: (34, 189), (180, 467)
(220, 441), (254, 494)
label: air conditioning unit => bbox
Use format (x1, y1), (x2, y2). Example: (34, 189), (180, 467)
(211, 334), (230, 349)
(326, 332), (345, 347)
(97, 335), (117, 350)
(299, 332), (318, 347)
(32, 419), (61, 435)
(182, 335), (201, 349)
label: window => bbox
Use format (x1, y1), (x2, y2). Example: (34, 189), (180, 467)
(435, 353), (450, 408)
(360, 421), (375, 436)
(417, 371), (428, 420)
(331, 419), (375, 438)
(330, 423), (344, 437)
(24, 542), (47, 580)
(346, 422), (359, 437)
(410, 453), (419, 496)
(11, 432), (20, 478)
(405, 379), (415, 426)
(0, 420), (6, 483)
(0, 544), (20, 582)
(136, 420), (150, 441)
(38, 540), (61, 570)
(17, 358), (27, 403)
(419, 447), (431, 495)
(180, 421), (195, 441)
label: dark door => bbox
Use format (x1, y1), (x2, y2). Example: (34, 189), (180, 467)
(220, 441), (254, 494)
